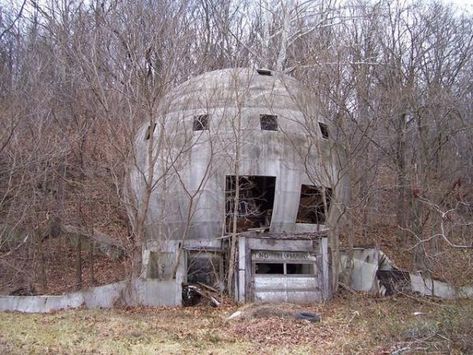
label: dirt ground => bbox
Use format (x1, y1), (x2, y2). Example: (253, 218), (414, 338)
(1, 293), (472, 354)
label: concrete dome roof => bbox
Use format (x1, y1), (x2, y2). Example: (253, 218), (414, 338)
(157, 67), (324, 131)
(131, 67), (338, 246)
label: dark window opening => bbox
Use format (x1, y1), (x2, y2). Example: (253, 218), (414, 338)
(286, 263), (314, 275)
(184, 252), (222, 306)
(193, 114), (209, 131)
(319, 122), (329, 139)
(255, 263), (284, 274)
(187, 253), (221, 286)
(225, 175), (276, 233)
(296, 185), (333, 224)
(260, 114), (278, 131)
(147, 251), (159, 278)
(256, 68), (272, 76)
(145, 123), (157, 140)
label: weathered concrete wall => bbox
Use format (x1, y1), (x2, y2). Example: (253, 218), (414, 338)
(410, 274), (473, 299)
(0, 279), (181, 313)
(129, 68), (340, 247)
(121, 279), (182, 307)
(340, 248), (473, 299)
(340, 249), (387, 293)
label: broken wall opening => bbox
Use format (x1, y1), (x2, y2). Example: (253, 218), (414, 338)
(186, 251), (222, 287)
(318, 122), (329, 139)
(296, 185), (332, 224)
(225, 175), (276, 233)
(183, 250), (223, 307)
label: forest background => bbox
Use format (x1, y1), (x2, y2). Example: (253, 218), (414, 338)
(0, 0), (472, 295)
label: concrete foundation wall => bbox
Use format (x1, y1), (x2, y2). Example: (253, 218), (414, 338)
(409, 274), (473, 299)
(0, 279), (181, 313)
(340, 248), (473, 299)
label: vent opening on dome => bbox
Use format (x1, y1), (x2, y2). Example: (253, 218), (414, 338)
(193, 114), (209, 131)
(256, 68), (272, 76)
(145, 123), (157, 140)
(318, 122), (329, 139)
(260, 114), (278, 131)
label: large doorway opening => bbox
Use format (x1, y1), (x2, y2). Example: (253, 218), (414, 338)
(225, 175), (276, 233)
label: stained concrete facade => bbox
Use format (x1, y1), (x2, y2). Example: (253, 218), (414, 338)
(0, 280), (181, 313)
(129, 68), (340, 301)
(130, 68), (337, 241)
(339, 248), (473, 299)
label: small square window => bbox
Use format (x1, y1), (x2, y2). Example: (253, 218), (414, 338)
(260, 114), (278, 131)
(319, 122), (329, 139)
(145, 123), (157, 140)
(193, 114), (209, 131)
(256, 68), (272, 76)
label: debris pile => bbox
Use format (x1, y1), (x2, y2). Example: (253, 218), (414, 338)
(182, 282), (221, 307)
(340, 248), (473, 299)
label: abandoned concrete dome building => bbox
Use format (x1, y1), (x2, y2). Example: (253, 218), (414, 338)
(129, 67), (343, 304)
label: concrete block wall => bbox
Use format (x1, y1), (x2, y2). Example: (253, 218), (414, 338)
(0, 279), (181, 313)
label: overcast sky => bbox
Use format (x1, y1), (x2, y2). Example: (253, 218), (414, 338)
(449, 0), (473, 12)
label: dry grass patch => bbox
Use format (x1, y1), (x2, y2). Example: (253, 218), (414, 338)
(0, 294), (471, 354)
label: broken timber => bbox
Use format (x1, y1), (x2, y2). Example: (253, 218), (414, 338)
(183, 283), (221, 307)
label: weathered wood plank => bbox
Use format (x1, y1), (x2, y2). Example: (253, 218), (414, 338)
(254, 290), (322, 303)
(238, 236), (246, 303)
(254, 276), (319, 290)
(247, 238), (315, 252)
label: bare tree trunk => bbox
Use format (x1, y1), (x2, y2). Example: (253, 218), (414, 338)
(396, 114), (408, 243)
(131, 230), (143, 279)
(227, 172), (240, 296)
(227, 94), (242, 296)
(89, 241), (95, 286)
(37, 232), (47, 292)
(411, 206), (426, 271)
(329, 224), (340, 292)
(275, 1), (290, 71)
(76, 236), (82, 290)
(340, 168), (355, 287)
